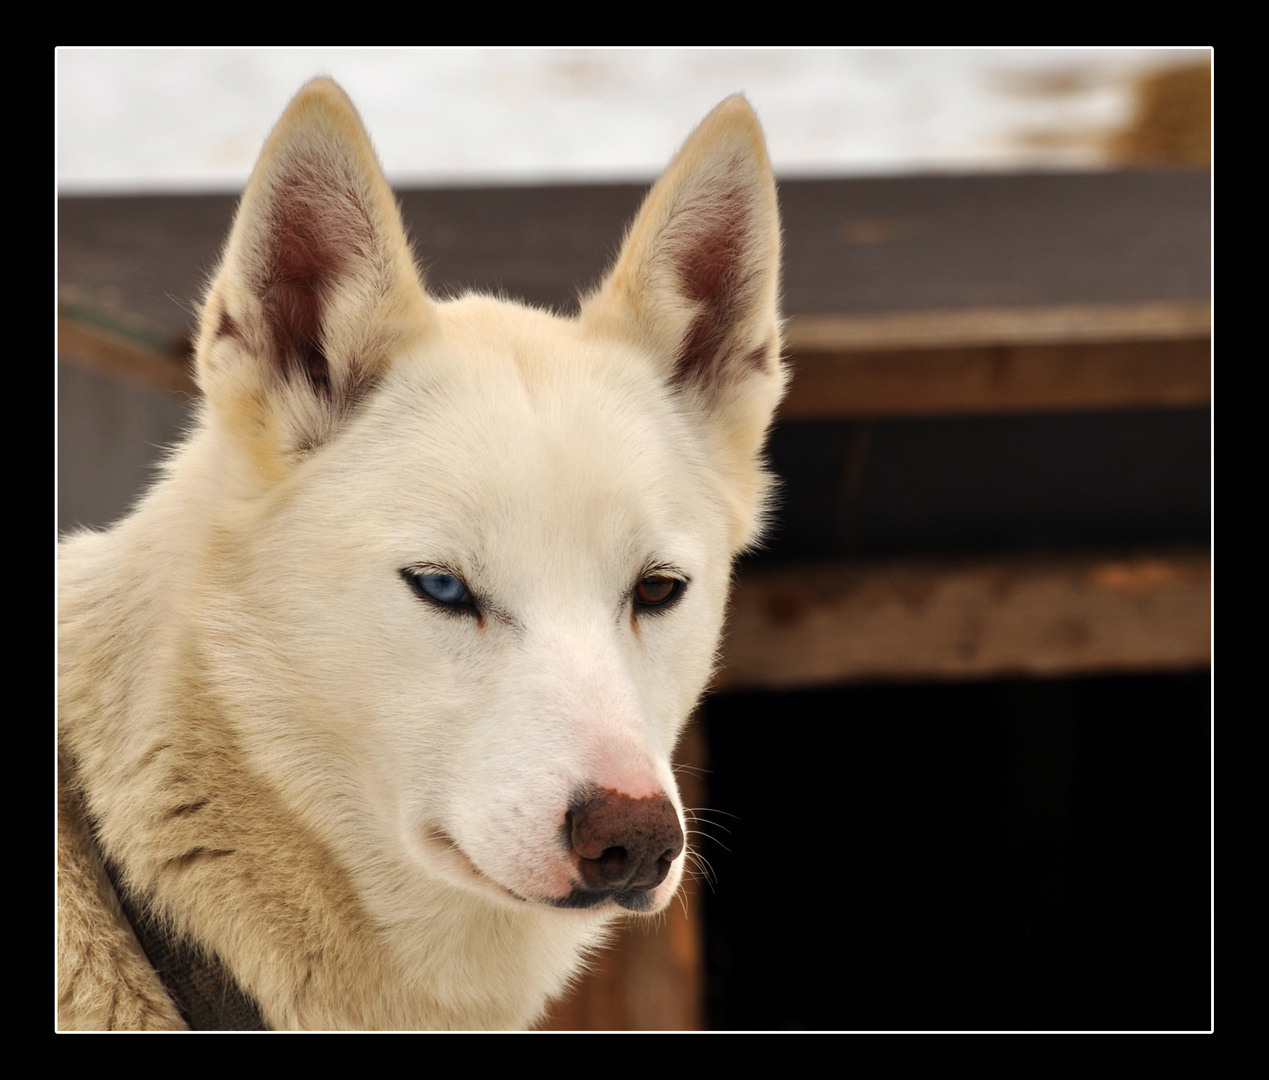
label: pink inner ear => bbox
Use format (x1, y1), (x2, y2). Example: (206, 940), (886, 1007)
(668, 186), (765, 389)
(254, 164), (368, 396)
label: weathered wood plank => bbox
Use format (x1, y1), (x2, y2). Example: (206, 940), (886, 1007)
(59, 299), (1210, 418)
(782, 337), (1210, 418)
(57, 172), (1210, 336)
(785, 301), (1210, 351)
(719, 550), (1211, 687)
(781, 301), (1210, 417)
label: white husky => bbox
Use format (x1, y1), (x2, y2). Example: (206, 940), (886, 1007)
(57, 79), (785, 1030)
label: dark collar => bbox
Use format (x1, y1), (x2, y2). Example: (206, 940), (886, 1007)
(96, 837), (270, 1031)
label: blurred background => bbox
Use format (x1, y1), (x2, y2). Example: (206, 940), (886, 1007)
(58, 47), (1210, 191)
(56, 48), (1211, 1031)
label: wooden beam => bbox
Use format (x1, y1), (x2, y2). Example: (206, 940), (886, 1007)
(58, 304), (195, 396)
(781, 302), (1210, 418)
(786, 301), (1210, 351)
(61, 296), (1211, 418)
(719, 549), (1211, 687)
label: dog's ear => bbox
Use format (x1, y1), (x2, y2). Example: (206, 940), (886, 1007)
(581, 96), (786, 549)
(195, 78), (431, 476)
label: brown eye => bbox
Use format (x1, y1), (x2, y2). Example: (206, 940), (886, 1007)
(633, 574), (683, 609)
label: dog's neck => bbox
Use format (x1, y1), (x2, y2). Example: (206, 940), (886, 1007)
(91, 809), (270, 1030)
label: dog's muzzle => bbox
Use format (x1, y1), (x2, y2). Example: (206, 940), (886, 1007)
(559, 787), (685, 912)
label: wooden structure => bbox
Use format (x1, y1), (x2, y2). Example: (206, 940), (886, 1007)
(58, 169), (1210, 1030)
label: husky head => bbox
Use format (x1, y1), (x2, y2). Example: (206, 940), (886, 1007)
(189, 80), (784, 923)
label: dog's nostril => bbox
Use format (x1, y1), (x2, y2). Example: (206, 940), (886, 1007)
(597, 846), (628, 871)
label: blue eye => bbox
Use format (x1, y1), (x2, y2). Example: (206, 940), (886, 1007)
(403, 570), (475, 611)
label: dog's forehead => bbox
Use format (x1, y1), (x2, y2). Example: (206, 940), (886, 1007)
(378, 303), (697, 474)
(321, 300), (718, 549)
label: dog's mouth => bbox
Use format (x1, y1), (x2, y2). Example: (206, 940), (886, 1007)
(416, 824), (660, 913)
(416, 824), (578, 910)
(418, 824), (526, 904)
(552, 887), (657, 913)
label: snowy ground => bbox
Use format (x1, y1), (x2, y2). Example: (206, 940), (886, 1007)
(56, 48), (1208, 194)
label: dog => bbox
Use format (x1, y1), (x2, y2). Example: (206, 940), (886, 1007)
(57, 78), (785, 1030)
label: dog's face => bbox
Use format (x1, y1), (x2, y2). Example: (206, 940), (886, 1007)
(226, 300), (729, 913)
(192, 80), (783, 920)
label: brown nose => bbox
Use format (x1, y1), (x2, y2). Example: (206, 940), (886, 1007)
(566, 787), (685, 895)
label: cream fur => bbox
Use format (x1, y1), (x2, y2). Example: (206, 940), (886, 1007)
(58, 79), (784, 1030)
